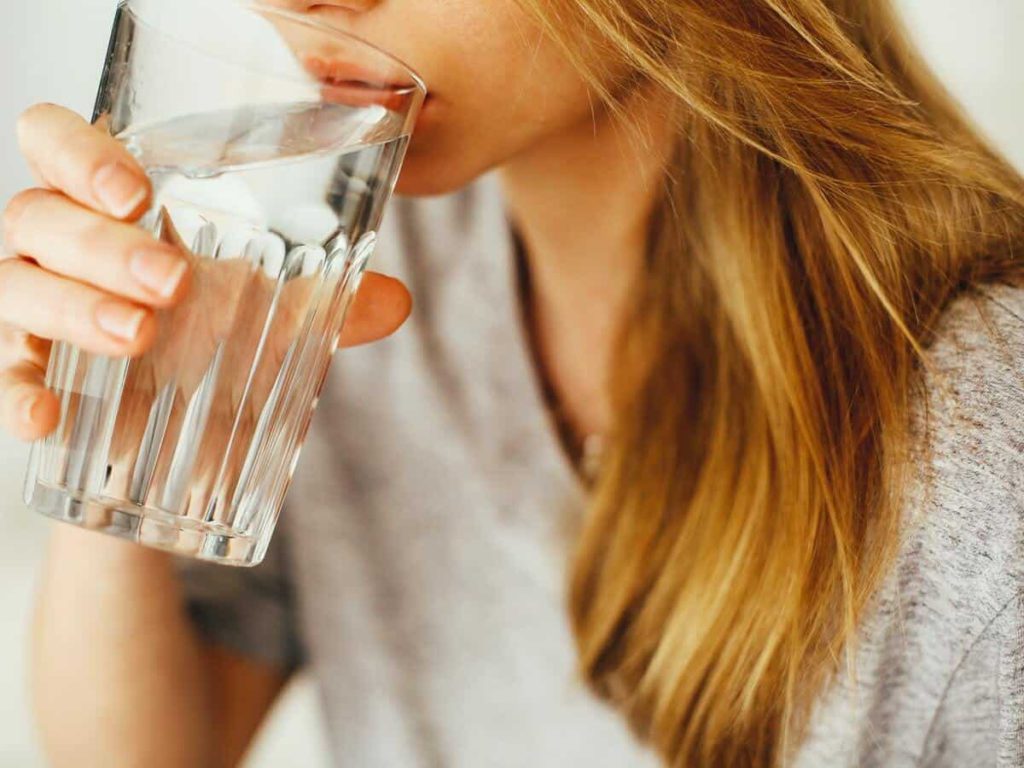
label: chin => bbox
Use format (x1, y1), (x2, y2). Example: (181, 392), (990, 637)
(391, 134), (496, 197)
(392, 158), (480, 197)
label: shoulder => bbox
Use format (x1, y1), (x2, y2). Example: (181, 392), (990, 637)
(903, 281), (1024, 614)
(793, 283), (1024, 767)
(917, 281), (1024, 477)
(923, 281), (1024, 391)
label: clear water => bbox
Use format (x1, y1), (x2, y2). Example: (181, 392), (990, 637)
(26, 101), (408, 563)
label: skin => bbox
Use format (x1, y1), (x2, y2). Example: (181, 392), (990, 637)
(2, 0), (673, 765)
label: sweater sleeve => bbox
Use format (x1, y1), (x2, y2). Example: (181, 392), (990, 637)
(172, 508), (305, 672)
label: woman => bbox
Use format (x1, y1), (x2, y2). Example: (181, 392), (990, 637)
(3, 0), (1024, 766)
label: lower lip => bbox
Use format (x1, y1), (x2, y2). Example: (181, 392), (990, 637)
(413, 95), (436, 128)
(319, 80), (411, 111)
(317, 83), (434, 124)
(317, 82), (436, 135)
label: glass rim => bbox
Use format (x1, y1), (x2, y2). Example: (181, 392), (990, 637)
(117, 0), (428, 99)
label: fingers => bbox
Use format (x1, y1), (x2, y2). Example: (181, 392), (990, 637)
(0, 360), (59, 441)
(16, 103), (150, 220)
(0, 322), (50, 370)
(3, 188), (191, 307)
(338, 272), (412, 347)
(0, 270), (411, 439)
(0, 258), (158, 358)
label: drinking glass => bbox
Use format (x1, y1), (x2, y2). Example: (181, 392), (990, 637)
(23, 0), (425, 565)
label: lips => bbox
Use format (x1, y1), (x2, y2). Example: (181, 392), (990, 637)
(302, 54), (421, 112)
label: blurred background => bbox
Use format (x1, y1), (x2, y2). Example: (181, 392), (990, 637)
(0, 1), (1021, 765)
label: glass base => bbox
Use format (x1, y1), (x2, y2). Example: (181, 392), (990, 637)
(26, 480), (262, 567)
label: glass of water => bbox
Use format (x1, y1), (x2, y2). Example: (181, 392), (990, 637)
(23, 0), (425, 566)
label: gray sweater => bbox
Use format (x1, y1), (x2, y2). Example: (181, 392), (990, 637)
(178, 172), (1024, 767)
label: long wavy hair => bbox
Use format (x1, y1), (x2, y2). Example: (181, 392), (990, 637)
(514, 1), (1024, 765)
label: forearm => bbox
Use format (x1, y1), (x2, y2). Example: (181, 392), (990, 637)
(31, 526), (214, 768)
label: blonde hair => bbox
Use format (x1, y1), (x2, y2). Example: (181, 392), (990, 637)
(516, 1), (1024, 765)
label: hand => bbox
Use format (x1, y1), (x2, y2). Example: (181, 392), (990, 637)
(0, 103), (412, 445)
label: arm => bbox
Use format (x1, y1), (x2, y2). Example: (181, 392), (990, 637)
(31, 526), (289, 768)
(2, 102), (411, 768)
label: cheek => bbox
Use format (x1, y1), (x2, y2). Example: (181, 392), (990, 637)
(395, 92), (588, 196)
(392, 4), (595, 195)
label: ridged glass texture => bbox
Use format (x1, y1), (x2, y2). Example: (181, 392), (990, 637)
(23, 0), (423, 565)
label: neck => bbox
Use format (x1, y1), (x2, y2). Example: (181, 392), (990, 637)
(498, 97), (674, 440)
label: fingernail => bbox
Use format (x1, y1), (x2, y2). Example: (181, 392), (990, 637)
(93, 162), (147, 218)
(129, 248), (188, 299)
(95, 302), (147, 342)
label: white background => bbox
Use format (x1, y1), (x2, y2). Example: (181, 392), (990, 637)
(0, 1), (1021, 765)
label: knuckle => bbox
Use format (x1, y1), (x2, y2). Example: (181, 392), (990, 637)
(15, 103), (50, 141)
(0, 362), (19, 390)
(55, 284), (85, 336)
(0, 382), (36, 435)
(2, 189), (37, 243)
(15, 103), (62, 151)
(0, 256), (24, 293)
(74, 214), (112, 258)
(0, 322), (22, 348)
(0, 325), (39, 369)
(1, 188), (47, 245)
(0, 261), (32, 328)
(68, 129), (131, 183)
